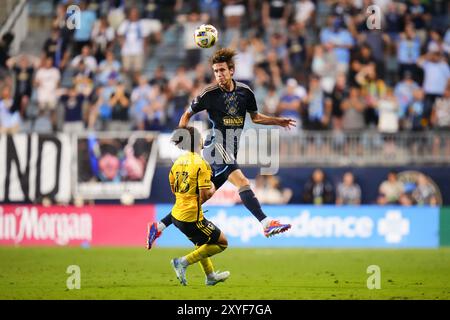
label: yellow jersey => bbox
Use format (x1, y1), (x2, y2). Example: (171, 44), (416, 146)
(169, 151), (212, 222)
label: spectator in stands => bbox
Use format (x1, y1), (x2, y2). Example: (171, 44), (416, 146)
(377, 87), (400, 134)
(328, 73), (348, 131)
(263, 84), (281, 117)
(88, 73), (118, 130)
(97, 50), (121, 85)
(91, 16), (115, 63)
(302, 168), (335, 205)
(262, 0), (291, 37)
(277, 78), (303, 131)
(394, 71), (420, 121)
(73, 1), (97, 56)
(304, 75), (331, 130)
(109, 82), (130, 131)
(341, 86), (366, 132)
(6, 54), (40, 117)
(417, 45), (450, 120)
(0, 85), (21, 134)
(406, 0), (431, 44)
(319, 16), (354, 74)
(180, 11), (206, 70)
(59, 86), (85, 134)
(43, 28), (69, 70)
(431, 85), (450, 157)
(34, 57), (61, 123)
(431, 85), (450, 130)
(403, 88), (425, 131)
(168, 66), (193, 127)
(72, 60), (95, 98)
(130, 74), (153, 130)
(396, 23), (421, 81)
(149, 65), (169, 94)
(233, 39), (255, 88)
(412, 173), (438, 206)
(336, 172), (361, 205)
(117, 7), (151, 80)
(260, 49), (283, 88)
(377, 171), (405, 205)
(70, 45), (98, 74)
(356, 63), (386, 128)
(52, 3), (74, 61)
(384, 2), (405, 42)
(266, 175), (293, 205)
(286, 23), (307, 77)
(144, 84), (167, 131)
(293, 0), (315, 27)
(0, 33), (14, 74)
(311, 44), (337, 94)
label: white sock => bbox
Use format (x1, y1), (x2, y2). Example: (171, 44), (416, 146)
(179, 256), (189, 267)
(261, 218), (271, 228)
(157, 222), (166, 232)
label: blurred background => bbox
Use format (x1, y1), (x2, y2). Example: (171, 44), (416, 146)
(0, 0), (449, 249)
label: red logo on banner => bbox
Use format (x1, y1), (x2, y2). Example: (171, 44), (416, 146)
(0, 205), (155, 246)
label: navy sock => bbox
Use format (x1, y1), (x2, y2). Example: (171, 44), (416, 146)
(161, 212), (173, 227)
(238, 186), (267, 222)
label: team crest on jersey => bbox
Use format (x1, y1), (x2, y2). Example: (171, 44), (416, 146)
(224, 92), (238, 115)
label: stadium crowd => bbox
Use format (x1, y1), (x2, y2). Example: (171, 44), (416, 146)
(253, 169), (439, 206)
(0, 0), (449, 137)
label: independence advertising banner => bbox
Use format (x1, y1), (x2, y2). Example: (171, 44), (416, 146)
(154, 205), (439, 248)
(0, 205), (155, 246)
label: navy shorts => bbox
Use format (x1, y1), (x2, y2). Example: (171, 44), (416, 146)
(202, 143), (240, 190)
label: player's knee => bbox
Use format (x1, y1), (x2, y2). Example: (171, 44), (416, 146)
(218, 241), (228, 251)
(217, 234), (228, 249)
(238, 178), (250, 188)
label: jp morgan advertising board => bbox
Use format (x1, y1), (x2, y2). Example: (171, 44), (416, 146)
(155, 205), (439, 248)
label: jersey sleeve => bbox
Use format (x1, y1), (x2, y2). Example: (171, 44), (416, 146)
(188, 93), (208, 114)
(197, 161), (212, 189)
(246, 89), (258, 114)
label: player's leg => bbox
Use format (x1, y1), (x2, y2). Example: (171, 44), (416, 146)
(171, 218), (228, 285)
(147, 184), (217, 250)
(227, 169), (291, 237)
(200, 232), (231, 286)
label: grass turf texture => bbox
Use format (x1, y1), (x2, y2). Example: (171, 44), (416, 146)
(1, 247), (449, 300)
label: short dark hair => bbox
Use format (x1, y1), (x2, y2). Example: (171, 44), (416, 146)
(210, 48), (236, 71)
(171, 126), (202, 152)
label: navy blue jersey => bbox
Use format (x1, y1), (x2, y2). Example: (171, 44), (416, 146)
(188, 80), (257, 158)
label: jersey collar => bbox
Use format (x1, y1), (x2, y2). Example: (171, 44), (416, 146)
(219, 79), (236, 93)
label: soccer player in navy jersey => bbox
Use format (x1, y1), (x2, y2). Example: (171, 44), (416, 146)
(147, 48), (296, 249)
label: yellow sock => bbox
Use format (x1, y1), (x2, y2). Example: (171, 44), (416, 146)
(185, 244), (227, 265)
(199, 258), (214, 276)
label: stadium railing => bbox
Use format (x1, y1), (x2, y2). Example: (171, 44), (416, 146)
(0, 0), (28, 55)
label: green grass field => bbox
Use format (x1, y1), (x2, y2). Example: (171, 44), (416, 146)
(1, 247), (449, 300)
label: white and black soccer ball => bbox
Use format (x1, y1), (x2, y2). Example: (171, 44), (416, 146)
(194, 24), (218, 49)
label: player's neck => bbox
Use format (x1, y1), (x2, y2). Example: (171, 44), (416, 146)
(220, 79), (234, 92)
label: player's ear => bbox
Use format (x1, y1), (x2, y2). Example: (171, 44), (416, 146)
(230, 67), (234, 76)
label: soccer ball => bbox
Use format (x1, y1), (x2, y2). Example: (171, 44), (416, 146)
(194, 24), (218, 49)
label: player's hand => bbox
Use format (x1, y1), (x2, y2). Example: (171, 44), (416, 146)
(278, 118), (297, 130)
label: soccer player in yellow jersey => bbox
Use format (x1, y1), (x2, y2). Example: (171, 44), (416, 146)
(168, 126), (230, 286)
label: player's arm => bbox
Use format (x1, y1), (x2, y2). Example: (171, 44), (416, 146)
(250, 112), (296, 129)
(178, 108), (193, 128)
(169, 170), (175, 194)
(198, 162), (214, 204)
(179, 92), (207, 127)
(246, 88), (296, 129)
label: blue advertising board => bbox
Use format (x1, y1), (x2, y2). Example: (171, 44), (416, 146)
(155, 205), (439, 248)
